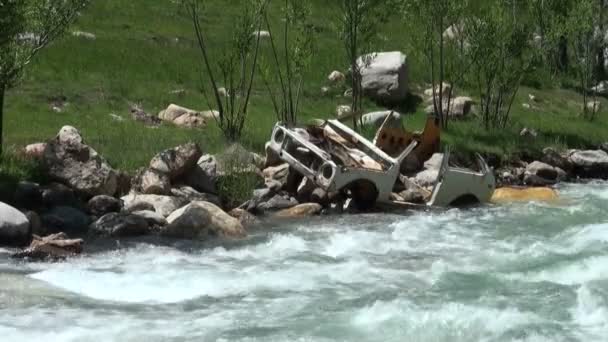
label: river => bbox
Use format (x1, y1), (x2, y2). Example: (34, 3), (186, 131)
(1, 182), (607, 341)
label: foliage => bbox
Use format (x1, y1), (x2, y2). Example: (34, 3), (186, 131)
(0, 0), (89, 154)
(465, 0), (536, 129)
(402, 0), (470, 129)
(182, 0), (266, 141)
(259, 0), (315, 127)
(337, 0), (389, 130)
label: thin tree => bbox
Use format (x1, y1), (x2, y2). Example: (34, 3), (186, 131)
(183, 0), (266, 141)
(259, 0), (315, 127)
(0, 0), (89, 155)
(337, 0), (388, 131)
(402, 0), (469, 129)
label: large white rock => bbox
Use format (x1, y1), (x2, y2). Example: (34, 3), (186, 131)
(357, 51), (409, 104)
(0, 202), (30, 246)
(163, 201), (245, 240)
(121, 193), (189, 217)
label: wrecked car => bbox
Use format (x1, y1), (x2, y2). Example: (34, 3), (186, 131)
(268, 114), (496, 209)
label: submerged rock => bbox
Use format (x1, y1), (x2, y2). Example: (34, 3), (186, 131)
(90, 213), (150, 237)
(274, 203), (322, 218)
(12, 233), (83, 261)
(88, 195), (123, 217)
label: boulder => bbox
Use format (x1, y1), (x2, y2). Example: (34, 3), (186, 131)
(264, 141), (282, 168)
(90, 213), (150, 237)
(12, 233), (82, 261)
(568, 150), (608, 178)
(115, 171), (132, 197)
(263, 164), (290, 188)
(424, 96), (473, 118)
(257, 194), (298, 212)
(41, 183), (80, 208)
(524, 161), (566, 186)
(361, 111), (401, 128)
(14, 181), (42, 209)
(173, 113), (207, 128)
(170, 185), (221, 206)
(132, 210), (167, 228)
(328, 70), (345, 83)
(149, 142), (202, 181)
(124, 200), (155, 213)
(0, 202), (30, 246)
(25, 211), (44, 237)
(41, 206), (90, 234)
(229, 208), (259, 228)
(158, 104), (199, 122)
(274, 203), (322, 218)
(24, 143), (47, 159)
(423, 83), (452, 99)
(336, 105), (352, 118)
(184, 154), (218, 194)
(43, 126), (118, 197)
(87, 195), (123, 217)
(121, 193), (189, 217)
(357, 51), (408, 104)
(163, 201), (245, 239)
(132, 168), (171, 195)
(541, 148), (572, 171)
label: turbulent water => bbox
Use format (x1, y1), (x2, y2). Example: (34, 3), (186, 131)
(2, 183), (608, 341)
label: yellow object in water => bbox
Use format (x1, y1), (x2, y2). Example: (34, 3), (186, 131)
(491, 187), (559, 204)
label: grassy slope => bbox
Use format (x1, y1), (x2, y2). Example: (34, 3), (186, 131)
(4, 0), (608, 173)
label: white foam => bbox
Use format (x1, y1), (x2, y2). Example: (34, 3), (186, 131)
(571, 285), (608, 340)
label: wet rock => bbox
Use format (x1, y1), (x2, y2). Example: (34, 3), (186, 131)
(132, 210), (167, 228)
(274, 203), (322, 218)
(184, 154), (218, 194)
(90, 213), (150, 237)
(0, 202), (30, 246)
(568, 150), (608, 178)
(524, 161), (566, 186)
(257, 194), (298, 212)
(41, 183), (80, 208)
(229, 208), (260, 228)
(358, 51), (409, 104)
(41, 206), (90, 234)
(149, 143), (202, 181)
(121, 193), (189, 217)
(87, 195), (123, 217)
(25, 211), (44, 237)
(43, 126), (118, 197)
(12, 233), (82, 261)
(170, 185), (221, 206)
(163, 202), (245, 239)
(14, 181), (42, 209)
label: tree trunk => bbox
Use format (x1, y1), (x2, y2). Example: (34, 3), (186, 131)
(0, 84), (4, 156)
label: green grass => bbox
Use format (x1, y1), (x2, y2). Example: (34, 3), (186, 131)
(3, 0), (608, 179)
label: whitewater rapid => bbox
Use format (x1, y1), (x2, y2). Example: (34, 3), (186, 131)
(1, 182), (608, 341)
